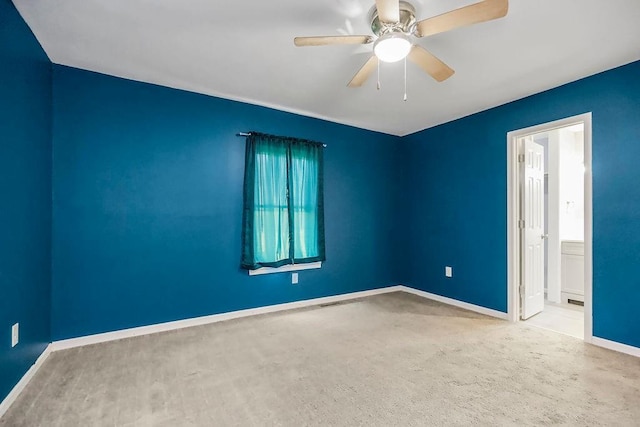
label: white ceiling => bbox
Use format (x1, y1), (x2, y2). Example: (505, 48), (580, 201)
(13, 0), (640, 136)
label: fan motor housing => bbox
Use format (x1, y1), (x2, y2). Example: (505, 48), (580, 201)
(369, 1), (417, 36)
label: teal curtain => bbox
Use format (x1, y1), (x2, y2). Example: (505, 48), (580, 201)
(241, 132), (325, 270)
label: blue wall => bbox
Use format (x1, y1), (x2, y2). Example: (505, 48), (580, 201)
(51, 66), (403, 340)
(0, 0), (52, 403)
(403, 60), (640, 348)
(3, 1), (640, 403)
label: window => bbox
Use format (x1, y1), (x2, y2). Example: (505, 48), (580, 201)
(241, 132), (325, 271)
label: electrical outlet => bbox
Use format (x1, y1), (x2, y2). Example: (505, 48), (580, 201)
(11, 323), (19, 347)
(292, 272), (299, 284)
(445, 266), (453, 278)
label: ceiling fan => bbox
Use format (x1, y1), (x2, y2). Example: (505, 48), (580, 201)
(294, 0), (508, 87)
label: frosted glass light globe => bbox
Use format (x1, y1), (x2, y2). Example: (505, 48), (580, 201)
(374, 33), (411, 63)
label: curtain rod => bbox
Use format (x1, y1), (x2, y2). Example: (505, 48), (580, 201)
(236, 132), (327, 147)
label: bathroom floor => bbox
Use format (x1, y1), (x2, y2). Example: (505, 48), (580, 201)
(525, 300), (584, 339)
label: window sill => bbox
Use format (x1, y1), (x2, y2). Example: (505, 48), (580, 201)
(248, 261), (322, 276)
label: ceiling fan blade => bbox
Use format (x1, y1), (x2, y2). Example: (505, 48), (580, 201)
(415, 0), (508, 38)
(408, 45), (455, 82)
(294, 35), (373, 47)
(375, 0), (400, 23)
(348, 56), (378, 88)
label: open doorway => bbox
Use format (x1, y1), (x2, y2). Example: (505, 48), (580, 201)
(507, 113), (592, 342)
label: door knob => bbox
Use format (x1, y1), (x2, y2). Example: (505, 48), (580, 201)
(541, 234), (548, 240)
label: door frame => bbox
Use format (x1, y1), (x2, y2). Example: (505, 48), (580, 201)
(506, 112), (593, 342)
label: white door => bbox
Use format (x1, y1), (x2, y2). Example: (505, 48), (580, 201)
(520, 137), (545, 319)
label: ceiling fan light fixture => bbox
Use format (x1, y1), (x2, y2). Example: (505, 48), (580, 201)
(373, 32), (411, 63)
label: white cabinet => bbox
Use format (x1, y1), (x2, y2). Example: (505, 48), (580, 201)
(561, 240), (584, 303)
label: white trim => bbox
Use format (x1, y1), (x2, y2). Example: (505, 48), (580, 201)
(507, 125), (518, 323)
(0, 344), (52, 419)
(399, 286), (509, 320)
(51, 286), (403, 351)
(506, 113), (593, 343)
(248, 261), (322, 276)
(591, 337), (640, 358)
(583, 114), (593, 342)
(51, 285), (513, 352)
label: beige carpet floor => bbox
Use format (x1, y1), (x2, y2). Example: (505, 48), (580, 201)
(1, 291), (639, 426)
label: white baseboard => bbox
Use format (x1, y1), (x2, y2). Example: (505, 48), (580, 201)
(51, 285), (509, 353)
(51, 285), (403, 351)
(591, 336), (640, 358)
(0, 344), (51, 419)
(399, 285), (509, 320)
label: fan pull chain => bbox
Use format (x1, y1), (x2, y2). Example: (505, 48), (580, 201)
(377, 58), (381, 90)
(403, 56), (407, 101)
